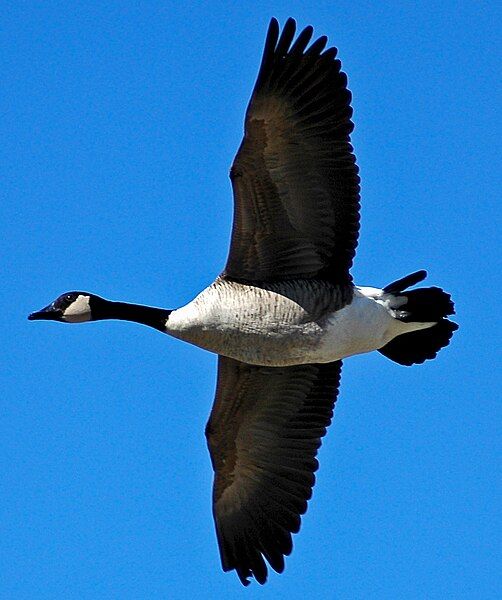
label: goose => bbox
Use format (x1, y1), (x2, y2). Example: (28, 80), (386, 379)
(29, 18), (458, 586)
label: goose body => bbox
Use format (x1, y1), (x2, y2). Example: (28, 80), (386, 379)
(29, 18), (457, 586)
(166, 279), (434, 366)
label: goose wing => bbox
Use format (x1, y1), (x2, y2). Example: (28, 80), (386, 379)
(205, 356), (342, 585)
(223, 18), (360, 284)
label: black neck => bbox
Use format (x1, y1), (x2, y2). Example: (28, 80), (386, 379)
(95, 299), (171, 331)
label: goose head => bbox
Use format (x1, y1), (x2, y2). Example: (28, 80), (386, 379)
(28, 292), (103, 323)
(28, 292), (171, 331)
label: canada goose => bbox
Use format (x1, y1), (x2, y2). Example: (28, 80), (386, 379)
(29, 18), (458, 586)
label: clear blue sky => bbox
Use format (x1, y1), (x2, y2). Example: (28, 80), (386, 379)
(2, 1), (500, 598)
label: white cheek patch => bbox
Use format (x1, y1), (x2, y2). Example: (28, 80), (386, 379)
(63, 295), (92, 323)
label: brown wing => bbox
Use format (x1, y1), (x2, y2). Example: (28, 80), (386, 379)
(223, 18), (360, 284)
(205, 356), (342, 586)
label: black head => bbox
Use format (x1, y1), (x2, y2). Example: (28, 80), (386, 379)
(28, 292), (102, 323)
(29, 292), (171, 331)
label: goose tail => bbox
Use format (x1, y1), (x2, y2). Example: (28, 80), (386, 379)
(379, 271), (458, 366)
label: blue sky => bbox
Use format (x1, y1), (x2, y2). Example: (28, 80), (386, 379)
(2, 1), (500, 598)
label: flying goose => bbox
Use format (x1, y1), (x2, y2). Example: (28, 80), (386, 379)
(29, 18), (457, 586)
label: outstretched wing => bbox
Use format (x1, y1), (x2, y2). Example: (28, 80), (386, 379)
(223, 17), (360, 284)
(205, 356), (342, 585)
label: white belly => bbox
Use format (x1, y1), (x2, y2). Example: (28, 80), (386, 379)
(313, 291), (399, 362)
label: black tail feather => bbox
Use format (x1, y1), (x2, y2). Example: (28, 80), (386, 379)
(379, 271), (457, 366)
(398, 287), (455, 323)
(379, 320), (458, 366)
(383, 270), (427, 293)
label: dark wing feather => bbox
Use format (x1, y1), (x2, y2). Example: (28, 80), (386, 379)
(223, 18), (360, 283)
(205, 356), (342, 585)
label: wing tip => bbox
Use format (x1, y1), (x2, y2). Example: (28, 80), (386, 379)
(268, 18), (335, 58)
(268, 16), (280, 35)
